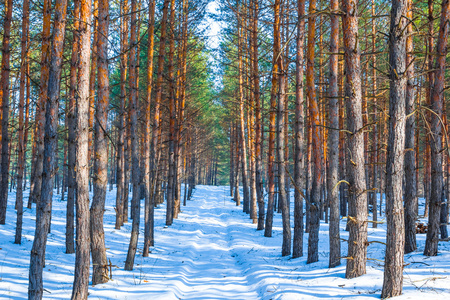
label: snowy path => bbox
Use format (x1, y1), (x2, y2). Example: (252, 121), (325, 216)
(1, 185), (450, 299)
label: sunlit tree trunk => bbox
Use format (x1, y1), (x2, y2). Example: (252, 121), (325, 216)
(166, 0), (177, 226)
(28, 0), (51, 209)
(143, 0), (157, 257)
(306, 0), (321, 264)
(71, 0), (92, 297)
(292, 0), (305, 259)
(89, 0), (99, 172)
(125, 0), (141, 270)
(371, 0), (378, 227)
(237, 4), (250, 215)
(15, 0), (30, 244)
(382, 0), (408, 297)
(90, 0), (109, 285)
(29, 0), (68, 298)
(115, 0), (129, 229)
(424, 0), (434, 218)
(424, 0), (450, 257)
(342, 0), (368, 279)
(264, 0), (280, 238)
(66, 0), (81, 254)
(404, 0), (417, 254)
(327, 0), (340, 268)
(151, 0), (170, 220)
(276, 0), (291, 256)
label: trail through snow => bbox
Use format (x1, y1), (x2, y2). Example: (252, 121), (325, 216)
(1, 185), (450, 299)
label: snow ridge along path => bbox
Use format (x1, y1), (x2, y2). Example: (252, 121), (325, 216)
(1, 185), (450, 299)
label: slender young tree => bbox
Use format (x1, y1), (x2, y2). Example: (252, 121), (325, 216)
(252, 0), (264, 231)
(125, 0), (141, 271)
(115, 0), (129, 229)
(143, 0), (157, 257)
(71, 0), (92, 298)
(66, 0), (81, 255)
(15, 0), (30, 244)
(306, 0), (321, 264)
(166, 0), (177, 226)
(404, 0), (417, 254)
(237, 3), (250, 216)
(277, 0), (290, 256)
(328, 0), (340, 268)
(292, 0), (306, 259)
(0, 0), (13, 224)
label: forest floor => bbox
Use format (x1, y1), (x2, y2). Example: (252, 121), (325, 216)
(0, 185), (450, 299)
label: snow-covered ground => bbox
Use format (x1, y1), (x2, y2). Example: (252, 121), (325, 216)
(0, 185), (449, 299)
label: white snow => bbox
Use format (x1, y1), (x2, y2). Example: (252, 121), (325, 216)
(0, 185), (449, 299)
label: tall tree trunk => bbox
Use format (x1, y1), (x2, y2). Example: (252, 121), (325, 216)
(237, 6), (250, 215)
(277, 0), (290, 256)
(342, 0), (368, 279)
(151, 0), (170, 226)
(306, 0), (321, 264)
(264, 0), (279, 237)
(381, 0), (408, 297)
(252, 0), (264, 230)
(71, 0), (92, 298)
(28, 0), (69, 298)
(15, 0), (30, 244)
(404, 0), (417, 254)
(166, 0), (176, 226)
(424, 0), (434, 219)
(115, 0), (129, 229)
(90, 0), (109, 285)
(143, 0), (156, 257)
(66, 0), (81, 254)
(125, 0), (141, 271)
(29, 0), (52, 209)
(89, 0), (99, 170)
(327, 0), (340, 268)
(234, 123), (241, 206)
(424, 0), (450, 257)
(371, 0), (378, 227)
(292, 0), (305, 259)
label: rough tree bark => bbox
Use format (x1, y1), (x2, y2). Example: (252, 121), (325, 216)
(125, 0), (141, 271)
(28, 0), (68, 298)
(71, 0), (92, 298)
(115, 0), (129, 229)
(90, 0), (109, 285)
(292, 0), (305, 259)
(381, 0), (408, 297)
(15, 0), (30, 244)
(166, 0), (176, 226)
(28, 0), (52, 209)
(424, 0), (450, 257)
(264, 0), (280, 238)
(404, 0), (417, 254)
(143, 0), (156, 257)
(342, 0), (368, 279)
(66, 0), (81, 254)
(328, 0), (340, 268)
(277, 0), (290, 256)
(306, 0), (321, 264)
(151, 0), (170, 227)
